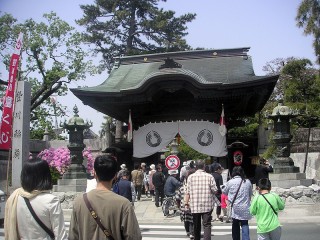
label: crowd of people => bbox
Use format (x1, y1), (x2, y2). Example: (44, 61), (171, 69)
(4, 155), (285, 240)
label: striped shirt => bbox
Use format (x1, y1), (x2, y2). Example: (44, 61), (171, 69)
(186, 169), (218, 213)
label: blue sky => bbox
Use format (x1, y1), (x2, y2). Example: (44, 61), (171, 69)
(0, 0), (316, 134)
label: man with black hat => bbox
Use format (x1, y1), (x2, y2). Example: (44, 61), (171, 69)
(255, 157), (273, 185)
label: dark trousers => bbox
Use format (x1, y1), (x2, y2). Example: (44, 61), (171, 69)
(155, 187), (164, 207)
(193, 210), (212, 240)
(135, 185), (142, 200)
(216, 194), (221, 216)
(184, 221), (194, 236)
(232, 218), (250, 240)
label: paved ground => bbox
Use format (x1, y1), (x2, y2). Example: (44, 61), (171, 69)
(63, 195), (320, 224)
(2, 196), (320, 239)
(131, 196), (320, 224)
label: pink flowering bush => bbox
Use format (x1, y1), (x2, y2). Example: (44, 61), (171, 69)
(38, 147), (71, 175)
(38, 147), (95, 183)
(82, 147), (95, 174)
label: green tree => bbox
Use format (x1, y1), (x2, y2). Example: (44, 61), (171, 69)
(177, 138), (208, 161)
(77, 0), (196, 72)
(263, 57), (320, 127)
(0, 12), (97, 139)
(77, 0), (196, 141)
(281, 58), (320, 127)
(296, 0), (320, 66)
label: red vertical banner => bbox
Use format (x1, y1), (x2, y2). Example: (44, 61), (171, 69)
(219, 104), (227, 136)
(0, 32), (23, 150)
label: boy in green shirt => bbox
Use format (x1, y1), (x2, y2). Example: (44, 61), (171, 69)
(250, 178), (285, 240)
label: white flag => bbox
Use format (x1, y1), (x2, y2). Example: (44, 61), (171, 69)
(219, 105), (227, 136)
(127, 109), (132, 142)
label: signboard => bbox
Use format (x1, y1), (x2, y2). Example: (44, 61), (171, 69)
(165, 155), (180, 170)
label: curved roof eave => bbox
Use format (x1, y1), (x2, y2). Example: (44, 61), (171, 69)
(71, 73), (279, 97)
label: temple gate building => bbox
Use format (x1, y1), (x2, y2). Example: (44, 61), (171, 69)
(71, 47), (279, 180)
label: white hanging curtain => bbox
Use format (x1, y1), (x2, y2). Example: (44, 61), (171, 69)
(133, 122), (178, 158)
(179, 121), (227, 157)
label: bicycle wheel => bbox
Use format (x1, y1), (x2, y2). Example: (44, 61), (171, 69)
(162, 197), (176, 217)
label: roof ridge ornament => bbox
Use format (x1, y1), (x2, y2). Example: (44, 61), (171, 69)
(159, 57), (182, 69)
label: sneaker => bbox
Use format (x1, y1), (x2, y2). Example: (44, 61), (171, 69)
(189, 234), (194, 239)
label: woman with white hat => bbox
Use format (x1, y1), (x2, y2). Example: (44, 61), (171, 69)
(148, 164), (156, 202)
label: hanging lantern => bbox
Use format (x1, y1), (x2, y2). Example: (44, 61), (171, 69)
(233, 150), (243, 166)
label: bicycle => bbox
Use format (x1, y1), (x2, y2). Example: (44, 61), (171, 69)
(162, 195), (179, 217)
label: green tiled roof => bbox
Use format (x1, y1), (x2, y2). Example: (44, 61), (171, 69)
(77, 47), (269, 94)
(71, 48), (278, 125)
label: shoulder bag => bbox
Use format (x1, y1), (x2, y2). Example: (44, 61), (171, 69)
(83, 193), (115, 240)
(23, 197), (55, 239)
(261, 194), (277, 215)
(227, 179), (243, 219)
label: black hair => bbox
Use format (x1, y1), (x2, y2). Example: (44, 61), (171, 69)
(21, 158), (52, 192)
(156, 164), (162, 171)
(189, 161), (195, 169)
(204, 165), (210, 173)
(121, 170), (130, 177)
(134, 163), (140, 170)
(231, 166), (246, 182)
(258, 178), (271, 190)
(94, 155), (118, 182)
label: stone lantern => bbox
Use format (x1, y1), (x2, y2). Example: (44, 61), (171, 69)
(267, 102), (312, 188)
(54, 105), (92, 192)
(170, 138), (179, 155)
(267, 102), (299, 173)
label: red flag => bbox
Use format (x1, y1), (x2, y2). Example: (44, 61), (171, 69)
(219, 104), (227, 136)
(0, 32), (23, 150)
(127, 109), (132, 142)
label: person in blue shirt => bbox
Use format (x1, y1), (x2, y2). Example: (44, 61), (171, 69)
(164, 170), (182, 197)
(118, 170), (136, 205)
(163, 170), (182, 216)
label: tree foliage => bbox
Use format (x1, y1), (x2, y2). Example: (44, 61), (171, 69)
(77, 0), (196, 72)
(296, 0), (320, 65)
(263, 57), (320, 128)
(177, 138), (209, 161)
(0, 12), (97, 139)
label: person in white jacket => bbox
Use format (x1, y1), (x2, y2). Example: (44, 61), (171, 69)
(5, 158), (67, 240)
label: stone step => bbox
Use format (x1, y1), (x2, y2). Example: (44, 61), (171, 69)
(57, 179), (87, 185)
(269, 172), (306, 181)
(271, 179), (313, 188)
(54, 185), (86, 192)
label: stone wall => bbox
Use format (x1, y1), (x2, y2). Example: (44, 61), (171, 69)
(291, 152), (320, 182)
(272, 185), (320, 204)
(52, 184), (320, 211)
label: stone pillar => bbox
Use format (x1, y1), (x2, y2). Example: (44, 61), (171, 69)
(12, 81), (31, 188)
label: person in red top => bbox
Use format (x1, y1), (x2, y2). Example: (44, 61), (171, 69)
(220, 189), (231, 223)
